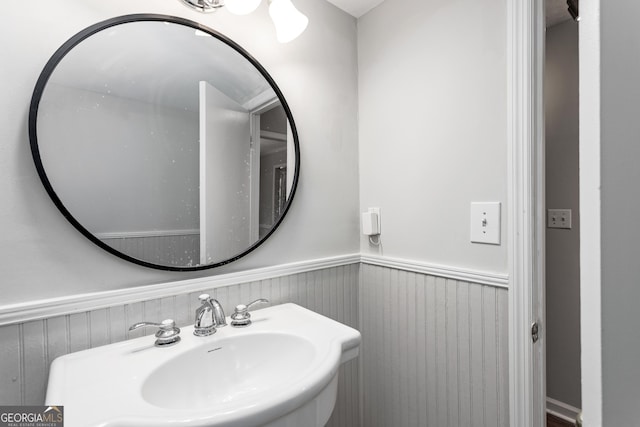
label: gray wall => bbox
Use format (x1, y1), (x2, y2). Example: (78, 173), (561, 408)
(544, 21), (581, 409)
(357, 0), (508, 273)
(261, 106), (287, 134)
(39, 84), (200, 235)
(600, 1), (640, 424)
(356, 2), (510, 423)
(0, 0), (359, 305)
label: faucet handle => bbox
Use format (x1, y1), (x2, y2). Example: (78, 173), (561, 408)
(129, 319), (181, 347)
(231, 298), (269, 327)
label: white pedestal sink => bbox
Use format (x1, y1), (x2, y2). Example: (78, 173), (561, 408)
(45, 303), (361, 427)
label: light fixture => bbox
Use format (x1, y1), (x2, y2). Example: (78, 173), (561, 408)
(268, 0), (309, 43)
(179, 0), (308, 43)
(225, 0), (262, 15)
(180, 0), (224, 13)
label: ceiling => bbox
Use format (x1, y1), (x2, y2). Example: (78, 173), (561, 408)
(324, 0), (385, 18)
(48, 21), (274, 113)
(326, 0), (573, 26)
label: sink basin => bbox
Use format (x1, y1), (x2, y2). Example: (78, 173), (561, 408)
(142, 333), (316, 410)
(45, 303), (360, 427)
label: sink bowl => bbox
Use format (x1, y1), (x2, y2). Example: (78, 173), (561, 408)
(142, 333), (316, 410)
(45, 303), (360, 427)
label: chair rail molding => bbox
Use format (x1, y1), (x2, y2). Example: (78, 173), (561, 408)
(0, 254), (360, 326)
(360, 254), (508, 288)
(0, 253), (510, 327)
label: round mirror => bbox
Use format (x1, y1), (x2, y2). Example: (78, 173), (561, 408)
(29, 14), (300, 271)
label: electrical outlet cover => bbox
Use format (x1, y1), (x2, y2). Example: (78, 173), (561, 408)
(547, 209), (572, 229)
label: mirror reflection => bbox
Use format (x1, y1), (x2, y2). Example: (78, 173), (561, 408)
(32, 17), (298, 270)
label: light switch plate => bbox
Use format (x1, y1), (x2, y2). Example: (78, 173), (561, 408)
(470, 202), (501, 245)
(547, 209), (572, 229)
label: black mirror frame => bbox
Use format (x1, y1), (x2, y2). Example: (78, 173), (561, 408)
(28, 14), (301, 272)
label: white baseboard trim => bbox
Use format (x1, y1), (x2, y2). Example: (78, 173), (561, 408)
(0, 253), (510, 326)
(361, 254), (509, 288)
(547, 397), (580, 424)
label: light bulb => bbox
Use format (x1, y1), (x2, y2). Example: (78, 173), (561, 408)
(268, 0), (308, 43)
(225, 0), (262, 15)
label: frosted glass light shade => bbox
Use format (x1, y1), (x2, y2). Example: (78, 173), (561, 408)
(225, 0), (262, 15)
(268, 0), (308, 43)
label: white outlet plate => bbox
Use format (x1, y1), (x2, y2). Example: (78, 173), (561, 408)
(470, 202), (501, 245)
(547, 209), (572, 229)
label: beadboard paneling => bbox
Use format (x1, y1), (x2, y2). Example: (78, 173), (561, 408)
(0, 264), (359, 427)
(2, 259), (510, 427)
(103, 233), (200, 268)
(359, 264), (509, 427)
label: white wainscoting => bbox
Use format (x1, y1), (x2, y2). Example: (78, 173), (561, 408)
(0, 263), (360, 427)
(359, 263), (509, 427)
(0, 255), (510, 427)
(100, 230), (200, 267)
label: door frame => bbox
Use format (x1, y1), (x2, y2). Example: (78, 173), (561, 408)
(506, 1), (546, 426)
(248, 98), (280, 242)
(510, 2), (603, 426)
(577, 1), (603, 425)
(272, 162), (287, 223)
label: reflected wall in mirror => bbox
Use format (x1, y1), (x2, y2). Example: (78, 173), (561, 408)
(29, 15), (300, 271)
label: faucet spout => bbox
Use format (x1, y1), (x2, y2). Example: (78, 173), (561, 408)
(210, 299), (227, 327)
(194, 294), (226, 337)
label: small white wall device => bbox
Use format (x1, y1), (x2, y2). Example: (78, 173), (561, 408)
(362, 208), (381, 236)
(470, 202), (501, 245)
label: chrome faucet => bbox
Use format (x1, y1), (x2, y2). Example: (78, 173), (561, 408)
(194, 294), (226, 337)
